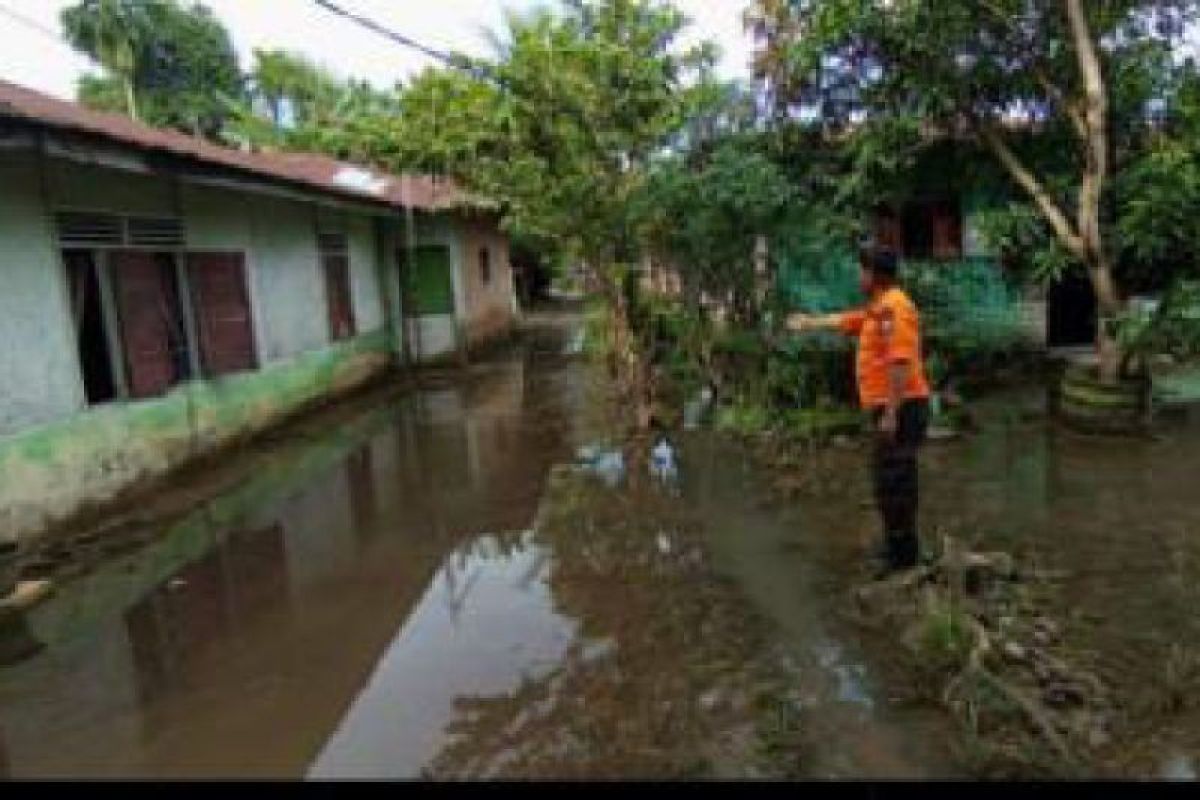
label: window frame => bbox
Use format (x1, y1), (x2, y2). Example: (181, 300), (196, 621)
(479, 246), (492, 287)
(318, 232), (357, 342)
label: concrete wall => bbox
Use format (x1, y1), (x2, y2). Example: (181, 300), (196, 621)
(459, 218), (517, 348)
(0, 330), (392, 541)
(249, 197), (331, 362)
(0, 153), (85, 436)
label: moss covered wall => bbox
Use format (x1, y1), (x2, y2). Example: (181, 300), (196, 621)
(0, 330), (393, 542)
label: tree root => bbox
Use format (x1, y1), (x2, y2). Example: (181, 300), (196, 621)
(944, 616), (1076, 766)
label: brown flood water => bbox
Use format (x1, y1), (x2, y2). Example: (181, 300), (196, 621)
(1, 309), (1197, 778)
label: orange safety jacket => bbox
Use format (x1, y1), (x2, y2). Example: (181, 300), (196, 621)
(837, 287), (931, 410)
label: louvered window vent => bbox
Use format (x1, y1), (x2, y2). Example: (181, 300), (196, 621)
(55, 212), (186, 249)
(56, 212), (123, 247)
(317, 232), (348, 255)
(127, 216), (185, 248)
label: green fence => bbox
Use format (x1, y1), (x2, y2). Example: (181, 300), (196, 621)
(776, 246), (1032, 384)
(778, 250), (1026, 340)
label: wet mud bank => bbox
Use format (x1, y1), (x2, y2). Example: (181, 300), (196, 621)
(743, 384), (1200, 778)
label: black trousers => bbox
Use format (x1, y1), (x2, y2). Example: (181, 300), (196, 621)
(870, 398), (929, 569)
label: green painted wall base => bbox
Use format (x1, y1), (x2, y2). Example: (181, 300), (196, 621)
(0, 329), (394, 542)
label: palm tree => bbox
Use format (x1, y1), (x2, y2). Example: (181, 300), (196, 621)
(61, 0), (142, 120)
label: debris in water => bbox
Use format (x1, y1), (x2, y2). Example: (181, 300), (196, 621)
(650, 438), (678, 484)
(575, 445), (626, 488)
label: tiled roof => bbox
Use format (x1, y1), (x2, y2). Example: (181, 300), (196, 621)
(0, 79), (486, 213)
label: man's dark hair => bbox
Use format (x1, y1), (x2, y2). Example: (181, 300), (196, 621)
(859, 246), (899, 281)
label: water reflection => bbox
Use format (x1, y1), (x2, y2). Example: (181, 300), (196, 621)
(0, 337), (582, 778)
(309, 533), (576, 779)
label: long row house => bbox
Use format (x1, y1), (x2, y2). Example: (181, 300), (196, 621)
(0, 81), (519, 541)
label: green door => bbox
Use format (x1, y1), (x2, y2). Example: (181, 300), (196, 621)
(401, 245), (455, 316)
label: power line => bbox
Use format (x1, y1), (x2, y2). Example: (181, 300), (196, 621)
(311, 0), (490, 80)
(0, 3), (99, 65)
(0, 3), (59, 40)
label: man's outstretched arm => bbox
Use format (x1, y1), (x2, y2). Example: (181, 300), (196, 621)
(785, 310), (862, 334)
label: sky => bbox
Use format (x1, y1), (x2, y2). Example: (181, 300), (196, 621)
(0, 0), (757, 100)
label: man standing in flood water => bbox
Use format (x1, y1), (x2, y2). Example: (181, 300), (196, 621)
(786, 247), (931, 577)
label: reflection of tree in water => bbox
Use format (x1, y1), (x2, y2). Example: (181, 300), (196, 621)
(427, 469), (798, 778)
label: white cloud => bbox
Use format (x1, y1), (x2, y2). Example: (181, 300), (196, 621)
(0, 0), (755, 100)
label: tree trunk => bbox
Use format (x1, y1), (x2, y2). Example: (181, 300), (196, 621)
(123, 76), (139, 122)
(601, 269), (654, 431)
(1066, 0), (1120, 383)
(981, 1), (1122, 383)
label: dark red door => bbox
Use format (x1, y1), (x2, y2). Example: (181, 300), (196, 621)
(931, 201), (963, 260)
(111, 251), (182, 399)
(187, 252), (257, 376)
(874, 208), (904, 256)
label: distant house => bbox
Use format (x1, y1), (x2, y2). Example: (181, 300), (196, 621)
(0, 80), (519, 540)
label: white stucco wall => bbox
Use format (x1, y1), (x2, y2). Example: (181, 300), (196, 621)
(0, 153), (86, 436)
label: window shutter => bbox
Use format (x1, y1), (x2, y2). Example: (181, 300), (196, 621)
(323, 255), (356, 341)
(111, 251), (179, 398)
(187, 253), (257, 376)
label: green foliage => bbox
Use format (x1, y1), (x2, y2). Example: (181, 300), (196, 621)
(1117, 142), (1200, 279)
(715, 401), (772, 436)
(362, 0), (717, 275)
(1115, 280), (1200, 367)
(62, 0), (245, 137)
(972, 203), (1074, 285)
(226, 49), (403, 161)
(914, 597), (975, 678)
(766, 335), (855, 408)
(633, 138), (796, 313)
(75, 74), (129, 114)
